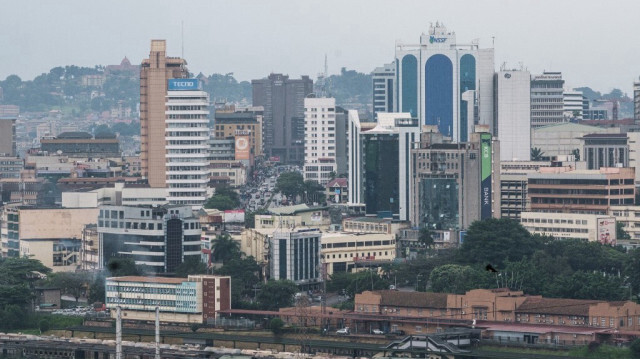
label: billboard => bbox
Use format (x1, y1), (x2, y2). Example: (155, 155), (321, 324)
(224, 209), (245, 223)
(480, 133), (492, 220)
(234, 136), (251, 161)
(168, 78), (201, 91)
(597, 217), (616, 246)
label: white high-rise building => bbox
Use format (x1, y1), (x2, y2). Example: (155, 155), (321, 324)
(372, 62), (396, 117)
(165, 79), (210, 209)
(563, 90), (584, 120)
(495, 69), (531, 161)
(304, 97), (337, 185)
(395, 22), (495, 142)
(530, 72), (564, 128)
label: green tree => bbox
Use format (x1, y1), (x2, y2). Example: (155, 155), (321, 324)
(531, 147), (545, 161)
(211, 234), (241, 264)
(88, 275), (106, 304)
(630, 338), (640, 359)
(275, 171), (305, 199)
(545, 271), (626, 301)
(303, 180), (326, 204)
(106, 258), (139, 277)
(47, 272), (89, 303)
(175, 257), (207, 277)
(326, 271), (389, 299)
(429, 264), (492, 294)
(215, 256), (261, 307)
(617, 222), (631, 241)
(418, 227), (435, 253)
(39, 319), (50, 334)
(458, 218), (543, 268)
(270, 318), (285, 335)
(204, 185), (240, 211)
(571, 148), (581, 161)
(0, 257), (51, 286)
(257, 280), (298, 311)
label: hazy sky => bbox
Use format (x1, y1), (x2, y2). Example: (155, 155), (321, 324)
(1, 0), (639, 93)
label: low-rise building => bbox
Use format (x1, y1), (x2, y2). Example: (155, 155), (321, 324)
(209, 161), (247, 188)
(609, 205), (640, 248)
(321, 232), (396, 275)
(40, 131), (121, 158)
(520, 212), (616, 244)
(326, 178), (348, 204)
(270, 229), (321, 289)
(105, 275), (231, 324)
(20, 238), (81, 272)
(342, 217), (409, 235)
(500, 161), (550, 220)
(528, 167), (635, 214)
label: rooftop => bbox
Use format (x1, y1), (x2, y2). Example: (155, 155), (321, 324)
(106, 276), (186, 284)
(516, 297), (602, 316)
(376, 290), (449, 309)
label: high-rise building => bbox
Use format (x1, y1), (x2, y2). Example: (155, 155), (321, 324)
(563, 90), (584, 120)
(372, 62), (396, 117)
(494, 69), (531, 161)
(348, 111), (420, 220)
(165, 79), (210, 209)
(304, 97), (338, 185)
(395, 22), (494, 142)
(140, 40), (189, 188)
(252, 73), (313, 164)
(411, 128), (501, 234)
(530, 72), (564, 128)
(634, 78), (640, 121)
(270, 228), (321, 288)
(0, 117), (16, 156)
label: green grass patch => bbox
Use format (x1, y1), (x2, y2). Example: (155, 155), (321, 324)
(568, 344), (631, 358)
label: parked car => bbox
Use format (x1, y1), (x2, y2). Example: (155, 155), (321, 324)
(372, 329), (385, 335)
(336, 327), (350, 335)
(390, 329), (406, 336)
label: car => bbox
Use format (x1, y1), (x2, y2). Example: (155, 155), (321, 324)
(336, 327), (350, 335)
(372, 329), (384, 335)
(390, 329), (406, 336)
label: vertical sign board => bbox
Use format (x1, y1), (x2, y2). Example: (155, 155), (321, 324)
(234, 136), (251, 160)
(480, 133), (492, 219)
(597, 217), (616, 246)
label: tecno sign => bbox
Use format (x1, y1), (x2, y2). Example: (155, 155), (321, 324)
(429, 36), (447, 43)
(168, 79), (200, 91)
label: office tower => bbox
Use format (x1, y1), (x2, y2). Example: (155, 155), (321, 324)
(270, 228), (321, 287)
(165, 79), (210, 209)
(634, 78), (640, 121)
(395, 22), (494, 142)
(530, 72), (565, 128)
(348, 111), (420, 220)
(304, 97), (338, 185)
(411, 129), (501, 232)
(140, 40), (189, 188)
(494, 69), (531, 161)
(252, 73), (313, 164)
(0, 118), (16, 156)
(372, 62), (396, 117)
(98, 204), (201, 273)
(563, 90), (584, 120)
(213, 107), (264, 161)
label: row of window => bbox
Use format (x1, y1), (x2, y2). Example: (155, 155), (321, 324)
(322, 240), (394, 248)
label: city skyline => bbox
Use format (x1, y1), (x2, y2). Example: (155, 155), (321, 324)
(1, 0), (639, 93)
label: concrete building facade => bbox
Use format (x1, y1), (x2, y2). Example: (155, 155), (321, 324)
(520, 211), (616, 244)
(372, 62), (396, 117)
(395, 23), (495, 141)
(494, 69), (530, 161)
(165, 79), (210, 209)
(528, 167), (635, 214)
(105, 275), (231, 324)
(530, 72), (565, 128)
(304, 97), (338, 185)
(531, 122), (620, 161)
(213, 109), (263, 158)
(252, 73), (313, 164)
(140, 40), (189, 188)
(0, 118), (16, 156)
(98, 205), (201, 273)
(270, 229), (321, 287)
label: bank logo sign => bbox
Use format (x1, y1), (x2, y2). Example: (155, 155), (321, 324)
(168, 79), (201, 91)
(480, 133), (492, 220)
(429, 36), (447, 44)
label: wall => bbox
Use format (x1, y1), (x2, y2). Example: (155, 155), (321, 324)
(19, 208), (99, 240)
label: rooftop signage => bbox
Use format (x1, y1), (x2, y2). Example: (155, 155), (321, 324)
(168, 79), (201, 91)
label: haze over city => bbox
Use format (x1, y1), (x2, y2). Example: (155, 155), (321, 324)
(1, 0), (639, 92)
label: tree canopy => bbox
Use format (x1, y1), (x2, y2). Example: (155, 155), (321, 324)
(275, 171), (305, 199)
(256, 280), (298, 311)
(204, 185), (240, 211)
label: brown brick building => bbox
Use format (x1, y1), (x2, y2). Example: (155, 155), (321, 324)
(354, 289), (640, 342)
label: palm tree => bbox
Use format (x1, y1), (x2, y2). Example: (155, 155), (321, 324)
(211, 234), (241, 264)
(531, 147), (545, 161)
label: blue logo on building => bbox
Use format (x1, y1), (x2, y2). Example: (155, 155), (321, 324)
(168, 79), (201, 91)
(429, 36), (447, 44)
